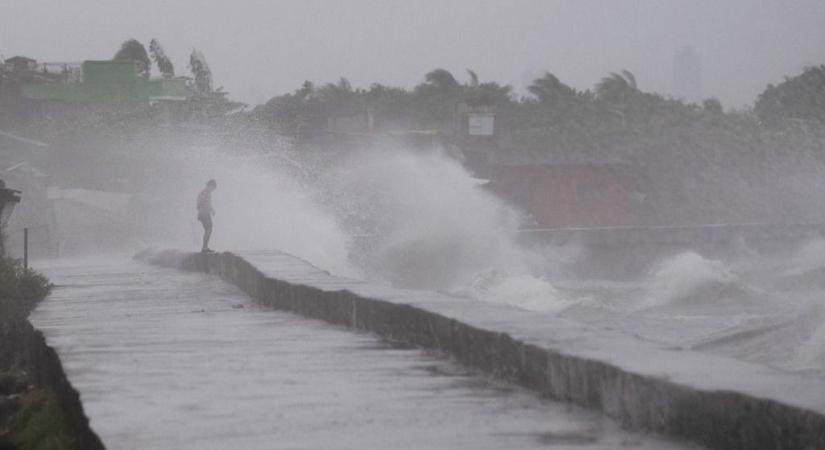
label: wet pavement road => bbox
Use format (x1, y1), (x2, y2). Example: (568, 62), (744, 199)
(30, 258), (697, 450)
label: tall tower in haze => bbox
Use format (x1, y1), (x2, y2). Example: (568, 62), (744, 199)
(673, 47), (703, 102)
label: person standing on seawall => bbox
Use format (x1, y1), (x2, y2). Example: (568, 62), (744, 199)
(197, 179), (217, 253)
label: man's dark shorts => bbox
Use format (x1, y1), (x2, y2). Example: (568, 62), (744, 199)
(198, 213), (212, 229)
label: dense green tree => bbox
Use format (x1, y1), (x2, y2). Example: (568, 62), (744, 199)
(255, 80), (326, 136)
(297, 80), (315, 99)
(113, 39), (151, 77)
(365, 83), (415, 129)
(755, 65), (825, 126)
(410, 69), (464, 129)
(703, 97), (723, 115)
(317, 77), (360, 116)
(459, 69), (513, 107)
(464, 81), (512, 108)
(253, 63), (825, 192)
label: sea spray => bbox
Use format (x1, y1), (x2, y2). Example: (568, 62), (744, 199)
(323, 147), (565, 311)
(149, 144), (357, 277)
(794, 305), (825, 370)
(147, 142), (566, 311)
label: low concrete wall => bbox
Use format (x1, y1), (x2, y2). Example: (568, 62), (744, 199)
(139, 249), (825, 450)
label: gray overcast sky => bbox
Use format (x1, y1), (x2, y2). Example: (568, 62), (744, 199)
(2, 0), (824, 107)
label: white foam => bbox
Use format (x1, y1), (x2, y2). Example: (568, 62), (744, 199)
(783, 239), (825, 278)
(642, 251), (738, 309)
(460, 270), (569, 312)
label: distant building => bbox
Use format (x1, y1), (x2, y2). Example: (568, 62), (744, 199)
(673, 47), (703, 102)
(0, 57), (192, 125)
(4, 56), (37, 73)
(21, 60), (190, 104)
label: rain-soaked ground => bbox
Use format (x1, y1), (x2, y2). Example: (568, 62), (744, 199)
(30, 257), (696, 450)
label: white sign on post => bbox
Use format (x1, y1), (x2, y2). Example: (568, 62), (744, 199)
(468, 113), (494, 136)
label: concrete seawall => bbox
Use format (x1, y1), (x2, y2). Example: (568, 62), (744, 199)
(138, 249), (825, 450)
(1, 318), (105, 450)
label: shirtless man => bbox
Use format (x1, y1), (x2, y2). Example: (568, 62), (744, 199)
(197, 179), (217, 253)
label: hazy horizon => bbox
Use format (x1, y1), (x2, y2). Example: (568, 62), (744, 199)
(2, 0), (824, 107)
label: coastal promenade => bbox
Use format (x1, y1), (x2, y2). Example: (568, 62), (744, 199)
(29, 257), (690, 449)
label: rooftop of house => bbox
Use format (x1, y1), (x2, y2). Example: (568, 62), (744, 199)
(5, 56), (36, 63)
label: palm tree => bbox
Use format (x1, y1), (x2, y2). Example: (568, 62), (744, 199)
(703, 97), (723, 115)
(188, 49), (212, 94)
(424, 68), (460, 91)
(755, 65), (825, 126)
(467, 69), (479, 87)
(317, 77), (359, 116)
(595, 70), (639, 102)
(149, 39), (174, 78)
(527, 72), (578, 105)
